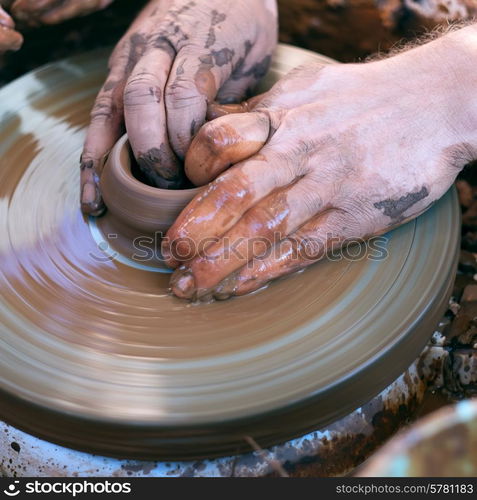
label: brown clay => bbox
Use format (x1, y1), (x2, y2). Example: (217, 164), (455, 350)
(100, 133), (202, 263)
(99, 134), (203, 267)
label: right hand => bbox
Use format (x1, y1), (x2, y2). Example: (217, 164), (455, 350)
(163, 25), (477, 300)
(80, 0), (278, 216)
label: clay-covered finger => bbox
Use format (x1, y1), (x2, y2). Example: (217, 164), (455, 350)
(185, 111), (271, 186)
(80, 3), (167, 215)
(207, 60), (332, 121)
(0, 5), (14, 28)
(0, 24), (22, 51)
(0, 6), (22, 52)
(165, 52), (235, 160)
(215, 38), (273, 103)
(163, 149), (302, 268)
(169, 178), (329, 299)
(124, 46), (183, 189)
(217, 74), (261, 104)
(81, 74), (125, 215)
(214, 210), (362, 299)
(233, 211), (354, 297)
(206, 94), (265, 120)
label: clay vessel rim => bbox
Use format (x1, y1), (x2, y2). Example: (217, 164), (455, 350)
(109, 133), (202, 199)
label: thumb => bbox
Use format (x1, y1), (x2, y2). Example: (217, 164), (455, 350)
(185, 110), (271, 186)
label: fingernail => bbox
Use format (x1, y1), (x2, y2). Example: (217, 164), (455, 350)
(81, 183), (105, 216)
(170, 267), (196, 299)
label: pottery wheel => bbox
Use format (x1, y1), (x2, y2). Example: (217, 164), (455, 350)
(0, 45), (460, 460)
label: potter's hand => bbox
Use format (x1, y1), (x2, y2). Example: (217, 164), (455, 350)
(163, 25), (477, 301)
(0, 2), (22, 52)
(80, 0), (277, 215)
(10, 0), (114, 25)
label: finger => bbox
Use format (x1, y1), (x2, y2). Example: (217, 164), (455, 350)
(207, 61), (332, 121)
(163, 146), (302, 268)
(80, 3), (164, 215)
(124, 46), (184, 189)
(165, 50), (235, 159)
(215, 43), (272, 103)
(11, 0), (56, 24)
(169, 177), (329, 300)
(215, 74), (260, 106)
(81, 71), (126, 215)
(0, 5), (14, 28)
(206, 94), (265, 120)
(0, 4), (21, 52)
(0, 24), (22, 51)
(37, 0), (113, 24)
(219, 210), (358, 298)
(185, 111), (271, 186)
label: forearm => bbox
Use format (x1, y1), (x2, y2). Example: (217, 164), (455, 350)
(438, 23), (477, 149)
(427, 23), (477, 163)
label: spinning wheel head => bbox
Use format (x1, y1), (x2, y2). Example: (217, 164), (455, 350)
(0, 46), (460, 460)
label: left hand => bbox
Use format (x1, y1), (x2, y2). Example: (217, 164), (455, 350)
(80, 0), (277, 215)
(162, 25), (477, 301)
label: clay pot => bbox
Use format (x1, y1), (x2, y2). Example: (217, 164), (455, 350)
(100, 134), (202, 234)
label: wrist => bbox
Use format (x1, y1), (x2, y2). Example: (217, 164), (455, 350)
(425, 25), (477, 157)
(408, 25), (477, 162)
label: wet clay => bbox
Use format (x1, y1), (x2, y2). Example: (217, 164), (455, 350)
(99, 134), (201, 266)
(0, 46), (460, 460)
